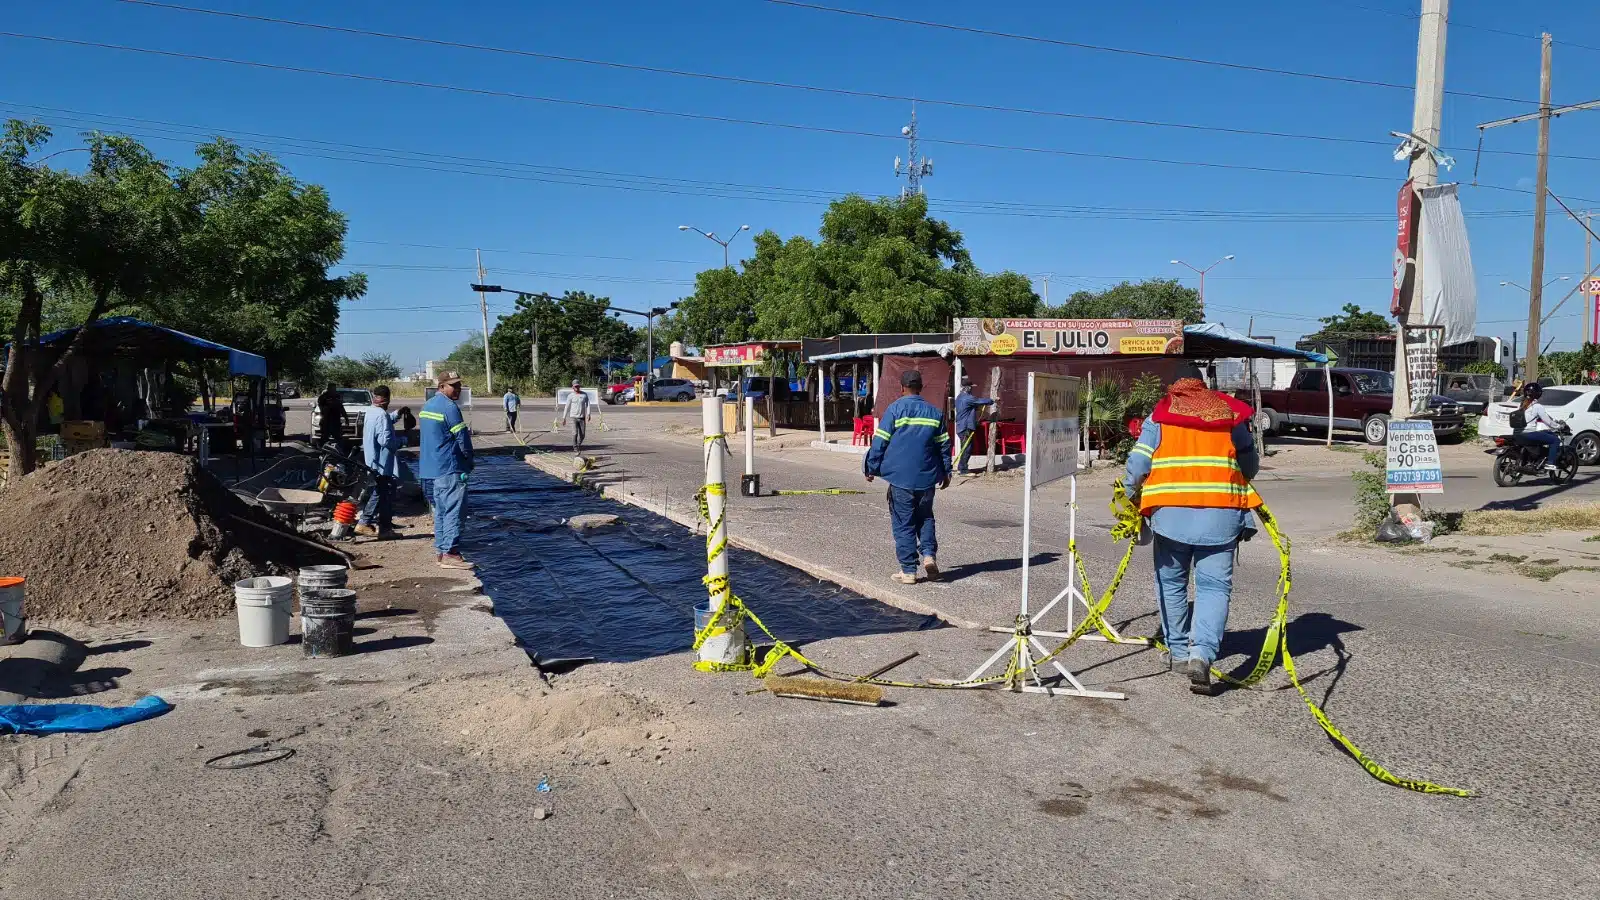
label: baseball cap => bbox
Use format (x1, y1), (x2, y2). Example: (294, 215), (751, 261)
(960, 375), (974, 387)
(572, 379), (582, 387)
(900, 369), (924, 388)
(435, 371), (462, 388)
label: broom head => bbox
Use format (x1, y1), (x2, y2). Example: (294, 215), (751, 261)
(763, 675), (884, 707)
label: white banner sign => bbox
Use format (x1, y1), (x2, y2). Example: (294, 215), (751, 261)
(1386, 420), (1443, 493)
(1026, 373), (1082, 489)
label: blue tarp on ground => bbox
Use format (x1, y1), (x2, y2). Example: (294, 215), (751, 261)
(33, 317), (269, 378)
(0, 695), (173, 735)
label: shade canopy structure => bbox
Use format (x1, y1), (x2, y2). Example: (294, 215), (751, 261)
(32, 317), (269, 377)
(1180, 323), (1328, 363)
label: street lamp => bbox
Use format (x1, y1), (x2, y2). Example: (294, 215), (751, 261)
(1170, 254), (1235, 319)
(679, 223), (751, 269)
(1499, 276), (1569, 292)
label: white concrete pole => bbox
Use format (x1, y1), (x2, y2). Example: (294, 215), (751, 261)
(699, 397), (747, 665)
(744, 396), (755, 476)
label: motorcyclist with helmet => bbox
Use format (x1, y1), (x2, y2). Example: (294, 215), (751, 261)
(1513, 383), (1565, 473)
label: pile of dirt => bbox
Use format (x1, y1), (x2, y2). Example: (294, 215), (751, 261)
(0, 449), (329, 622)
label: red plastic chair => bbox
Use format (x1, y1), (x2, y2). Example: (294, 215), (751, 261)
(851, 416), (872, 446)
(997, 422), (1026, 454)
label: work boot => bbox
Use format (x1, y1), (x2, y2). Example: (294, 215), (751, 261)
(438, 553), (475, 570)
(354, 524), (379, 537)
(892, 572), (918, 585)
(922, 556), (940, 580)
(1185, 657), (1215, 695)
(1160, 650), (1188, 674)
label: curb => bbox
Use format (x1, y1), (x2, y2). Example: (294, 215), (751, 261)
(522, 454), (979, 630)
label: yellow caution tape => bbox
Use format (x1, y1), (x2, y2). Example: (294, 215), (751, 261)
(686, 440), (1469, 796)
(770, 488), (866, 496)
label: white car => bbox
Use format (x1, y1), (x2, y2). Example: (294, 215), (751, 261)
(312, 388), (378, 444)
(1481, 385), (1600, 465)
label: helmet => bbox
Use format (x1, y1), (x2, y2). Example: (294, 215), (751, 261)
(1521, 382), (1543, 400)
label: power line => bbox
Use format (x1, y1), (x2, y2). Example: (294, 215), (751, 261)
(0, 33), (1405, 184)
(6, 100), (1442, 220)
(1328, 1), (1600, 52)
(104, 0), (1582, 162)
(761, 0), (1537, 104)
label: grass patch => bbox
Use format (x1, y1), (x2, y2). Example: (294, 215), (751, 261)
(1452, 503), (1600, 537)
(1488, 553), (1528, 564)
(1585, 534), (1600, 543)
(1397, 545), (1476, 556)
(1519, 563), (1571, 582)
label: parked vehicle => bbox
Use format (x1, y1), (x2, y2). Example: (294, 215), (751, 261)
(1480, 385), (1600, 465)
(1437, 372), (1505, 416)
(1490, 423), (1579, 486)
(601, 382), (632, 405)
(311, 387), (376, 444)
(643, 378), (698, 402)
(1249, 367), (1466, 445)
(738, 376), (793, 403)
(276, 382), (301, 399)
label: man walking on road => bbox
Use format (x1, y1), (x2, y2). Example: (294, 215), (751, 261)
(953, 374), (995, 477)
(419, 372), (475, 569)
(503, 386), (521, 434)
(864, 369), (952, 584)
(561, 380), (591, 452)
(356, 385), (406, 539)
(1125, 364), (1260, 695)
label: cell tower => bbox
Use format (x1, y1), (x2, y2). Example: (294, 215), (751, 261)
(893, 104), (934, 197)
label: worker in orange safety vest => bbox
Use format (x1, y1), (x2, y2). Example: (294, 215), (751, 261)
(1124, 364), (1260, 695)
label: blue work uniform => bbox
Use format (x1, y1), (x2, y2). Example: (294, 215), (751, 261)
(954, 388), (995, 475)
(865, 394), (953, 574)
(359, 407), (406, 529)
(419, 392), (474, 555)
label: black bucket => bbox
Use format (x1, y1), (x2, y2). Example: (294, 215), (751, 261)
(301, 588), (357, 658)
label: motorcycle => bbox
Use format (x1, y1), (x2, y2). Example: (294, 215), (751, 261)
(1490, 423), (1579, 487)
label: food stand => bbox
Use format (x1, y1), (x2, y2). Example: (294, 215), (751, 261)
(24, 317), (270, 463)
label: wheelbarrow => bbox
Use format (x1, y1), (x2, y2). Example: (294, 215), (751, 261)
(255, 487), (326, 529)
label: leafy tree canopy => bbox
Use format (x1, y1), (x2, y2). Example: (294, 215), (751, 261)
(486, 290), (638, 393)
(673, 193), (1039, 344)
(1311, 303), (1390, 336)
(1047, 279), (1203, 324)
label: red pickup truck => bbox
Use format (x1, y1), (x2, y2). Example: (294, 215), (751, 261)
(1249, 367), (1466, 445)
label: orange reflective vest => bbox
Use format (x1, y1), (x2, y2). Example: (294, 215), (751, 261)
(1138, 423), (1261, 515)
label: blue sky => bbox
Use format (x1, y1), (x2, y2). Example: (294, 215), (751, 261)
(6, 0), (1600, 371)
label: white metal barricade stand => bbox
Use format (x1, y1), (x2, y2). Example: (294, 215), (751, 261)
(946, 373), (1125, 700)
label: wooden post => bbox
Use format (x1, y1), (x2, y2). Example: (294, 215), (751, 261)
(984, 366), (1002, 474)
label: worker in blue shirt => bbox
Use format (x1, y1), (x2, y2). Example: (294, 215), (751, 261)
(864, 369), (953, 584)
(418, 372), (475, 569)
(953, 374), (995, 477)
(356, 385), (406, 538)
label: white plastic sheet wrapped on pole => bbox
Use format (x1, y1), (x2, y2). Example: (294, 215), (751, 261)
(698, 397), (747, 667)
(1417, 184), (1478, 347)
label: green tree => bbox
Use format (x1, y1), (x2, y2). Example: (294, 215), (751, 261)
(154, 139), (365, 381)
(1311, 303), (1390, 336)
(1047, 278), (1202, 323)
(360, 352), (401, 382)
(2, 126), (189, 478)
(486, 291), (636, 393)
(681, 193), (1039, 342)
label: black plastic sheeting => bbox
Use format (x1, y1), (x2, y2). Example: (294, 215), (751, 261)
(463, 456), (943, 664)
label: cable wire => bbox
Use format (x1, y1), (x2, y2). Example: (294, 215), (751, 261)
(761, 0), (1537, 104)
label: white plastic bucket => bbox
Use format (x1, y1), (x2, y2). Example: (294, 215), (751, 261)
(0, 577), (24, 645)
(234, 576), (293, 647)
(694, 603), (747, 667)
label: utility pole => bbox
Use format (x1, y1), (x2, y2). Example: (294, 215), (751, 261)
(1524, 34), (1555, 384)
(530, 320), (539, 383)
(1585, 211), (1594, 346)
(1391, 0), (1448, 522)
(475, 248), (493, 393)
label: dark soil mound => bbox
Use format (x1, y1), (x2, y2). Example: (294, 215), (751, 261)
(0, 449), (328, 622)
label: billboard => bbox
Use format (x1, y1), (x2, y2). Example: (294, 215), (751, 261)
(953, 318), (1183, 357)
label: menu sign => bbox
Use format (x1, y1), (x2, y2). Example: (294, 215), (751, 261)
(704, 343), (766, 367)
(953, 318), (1184, 357)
